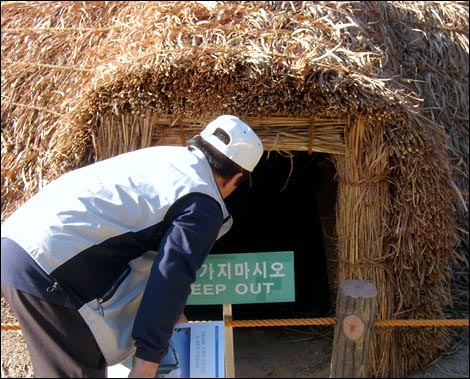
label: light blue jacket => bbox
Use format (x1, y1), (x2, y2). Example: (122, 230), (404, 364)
(2, 146), (232, 365)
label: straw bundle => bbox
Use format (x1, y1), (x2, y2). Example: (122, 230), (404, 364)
(1, 1), (468, 377)
(95, 114), (347, 159)
(334, 115), (394, 376)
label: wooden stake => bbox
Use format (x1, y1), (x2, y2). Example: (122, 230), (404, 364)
(330, 280), (377, 378)
(223, 304), (236, 378)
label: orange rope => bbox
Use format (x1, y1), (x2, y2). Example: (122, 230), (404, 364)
(2, 318), (468, 331)
(226, 317), (337, 327)
(224, 318), (469, 328)
(373, 319), (469, 327)
(1, 323), (21, 331)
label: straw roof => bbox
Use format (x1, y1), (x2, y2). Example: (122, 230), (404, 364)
(1, 1), (468, 377)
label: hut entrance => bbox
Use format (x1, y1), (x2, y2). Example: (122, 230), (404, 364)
(92, 115), (345, 321)
(185, 151), (338, 321)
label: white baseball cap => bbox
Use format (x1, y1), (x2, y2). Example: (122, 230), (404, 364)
(200, 115), (263, 172)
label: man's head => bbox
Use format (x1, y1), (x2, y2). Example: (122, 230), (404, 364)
(200, 115), (263, 173)
(188, 115), (263, 197)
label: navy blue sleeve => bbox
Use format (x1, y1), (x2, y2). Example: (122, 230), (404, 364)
(132, 193), (224, 363)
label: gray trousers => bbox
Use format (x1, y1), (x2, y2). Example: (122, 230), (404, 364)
(1, 281), (107, 378)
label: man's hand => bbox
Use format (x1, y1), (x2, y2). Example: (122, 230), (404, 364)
(128, 357), (158, 378)
(176, 312), (188, 325)
(128, 314), (187, 377)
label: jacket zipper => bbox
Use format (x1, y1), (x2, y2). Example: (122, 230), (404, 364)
(97, 266), (131, 316)
(47, 277), (85, 308)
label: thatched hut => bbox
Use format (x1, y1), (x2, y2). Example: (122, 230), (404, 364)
(1, 1), (468, 377)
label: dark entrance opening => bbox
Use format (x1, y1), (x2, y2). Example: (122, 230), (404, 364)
(185, 151), (337, 321)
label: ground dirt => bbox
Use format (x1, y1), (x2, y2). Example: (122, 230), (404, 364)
(1, 297), (468, 378)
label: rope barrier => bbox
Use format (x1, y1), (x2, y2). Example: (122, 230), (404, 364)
(224, 318), (469, 328)
(2, 318), (468, 331)
(226, 317), (337, 327)
(2, 323), (21, 331)
(373, 319), (469, 327)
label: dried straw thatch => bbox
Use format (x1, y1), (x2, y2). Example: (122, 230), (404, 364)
(1, 1), (468, 377)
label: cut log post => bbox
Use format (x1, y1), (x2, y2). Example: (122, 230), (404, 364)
(223, 304), (236, 378)
(329, 280), (378, 378)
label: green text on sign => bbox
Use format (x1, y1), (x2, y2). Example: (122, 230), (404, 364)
(187, 251), (295, 305)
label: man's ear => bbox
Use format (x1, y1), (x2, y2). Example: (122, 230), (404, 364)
(216, 172), (244, 198)
(226, 172), (244, 188)
(220, 172), (244, 198)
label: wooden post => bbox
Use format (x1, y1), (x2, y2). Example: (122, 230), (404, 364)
(223, 304), (236, 378)
(330, 280), (377, 378)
